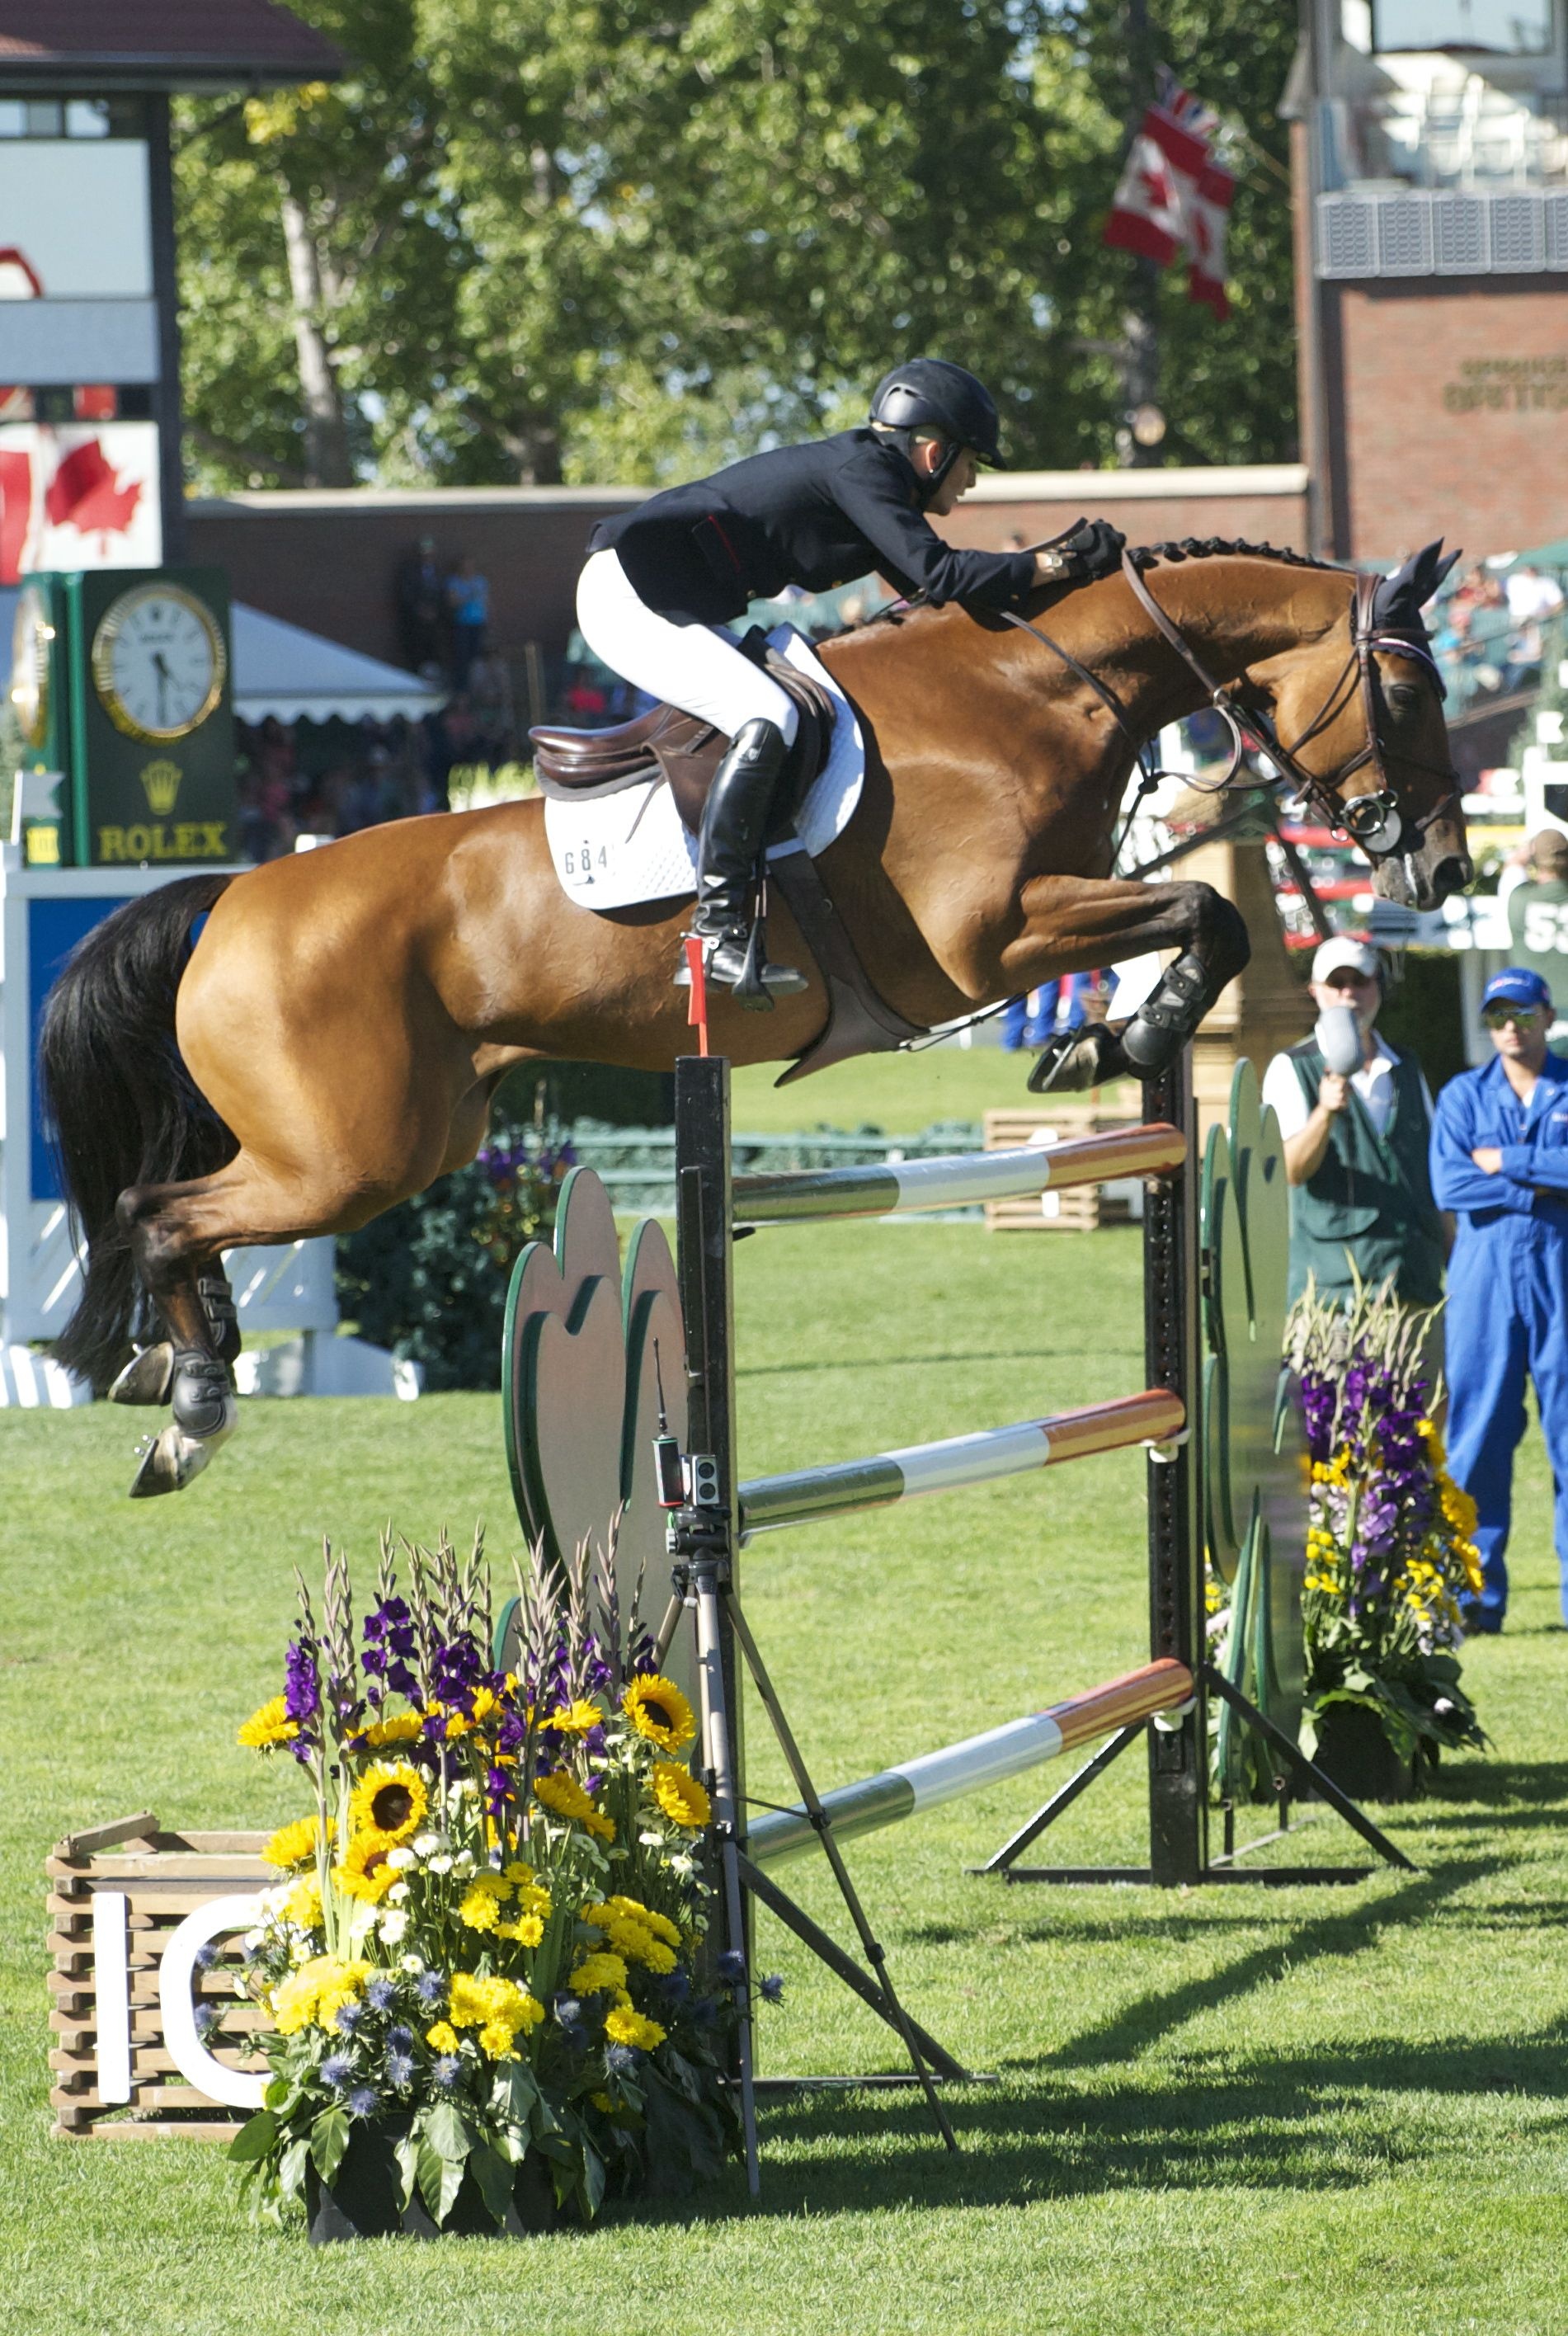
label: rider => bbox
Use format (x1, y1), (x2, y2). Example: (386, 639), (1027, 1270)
(576, 358), (1126, 1000)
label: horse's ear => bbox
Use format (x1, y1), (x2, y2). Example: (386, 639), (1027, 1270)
(1373, 539), (1462, 630)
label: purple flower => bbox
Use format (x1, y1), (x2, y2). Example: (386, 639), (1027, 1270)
(346, 2084), (379, 2118)
(387, 2025), (414, 2053)
(193, 2002), (219, 2037)
(430, 1633), (485, 1717)
(193, 1943), (218, 1972)
(716, 1949), (746, 1985)
(759, 1972), (785, 2004)
(335, 2000), (364, 2033)
(605, 2042), (638, 2075)
(432, 2055), (462, 2090)
(415, 1971), (445, 2006)
(484, 1764), (514, 1817)
(284, 1636), (320, 1726)
(322, 2052), (353, 2089)
(365, 1976), (397, 2013)
(362, 1597), (417, 1703)
(386, 2052), (416, 2088)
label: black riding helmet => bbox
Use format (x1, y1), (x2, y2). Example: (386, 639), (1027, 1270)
(869, 359), (1005, 505)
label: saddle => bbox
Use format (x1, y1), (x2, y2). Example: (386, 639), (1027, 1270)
(530, 643), (837, 836)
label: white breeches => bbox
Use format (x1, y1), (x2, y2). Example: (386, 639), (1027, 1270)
(575, 549), (799, 746)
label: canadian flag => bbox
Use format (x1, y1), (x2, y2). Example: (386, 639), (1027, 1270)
(1104, 77), (1234, 318)
(1104, 104), (1209, 269)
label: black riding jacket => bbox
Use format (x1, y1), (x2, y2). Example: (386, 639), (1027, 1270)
(590, 428), (1036, 626)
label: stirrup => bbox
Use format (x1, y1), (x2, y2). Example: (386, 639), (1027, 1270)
(673, 924), (806, 1007)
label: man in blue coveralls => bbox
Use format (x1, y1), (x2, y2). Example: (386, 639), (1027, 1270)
(1430, 968), (1568, 1632)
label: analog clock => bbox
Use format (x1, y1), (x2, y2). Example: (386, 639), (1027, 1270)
(91, 582), (227, 744)
(9, 583), (54, 749)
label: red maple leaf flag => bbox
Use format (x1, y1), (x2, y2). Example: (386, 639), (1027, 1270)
(0, 449), (31, 586)
(1104, 101), (1208, 268)
(43, 436), (142, 539)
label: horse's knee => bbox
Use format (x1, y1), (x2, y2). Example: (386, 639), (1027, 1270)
(1179, 883), (1250, 976)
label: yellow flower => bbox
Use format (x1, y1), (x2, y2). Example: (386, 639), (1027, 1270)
(348, 1760), (427, 1846)
(261, 1813), (332, 1870)
(281, 1872), (323, 1929)
(549, 1698), (604, 1735)
(533, 1768), (614, 1842)
(568, 1952), (629, 1997)
(356, 1711), (423, 1750)
(448, 1971), (544, 2056)
(426, 2020), (459, 2053)
(604, 2005), (666, 2051)
(334, 1832), (397, 1904)
(457, 1873), (511, 1932)
(238, 1695), (297, 1750)
(271, 1955), (372, 2034)
(586, 1896), (680, 1949)
(652, 1762), (711, 1830)
(622, 1674), (696, 1754)
(495, 1911), (545, 1947)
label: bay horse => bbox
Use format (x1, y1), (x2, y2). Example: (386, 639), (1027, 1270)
(40, 536), (1469, 1497)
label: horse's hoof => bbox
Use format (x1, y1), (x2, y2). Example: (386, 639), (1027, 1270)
(1027, 1024), (1126, 1095)
(127, 1405), (235, 1500)
(108, 1342), (176, 1406)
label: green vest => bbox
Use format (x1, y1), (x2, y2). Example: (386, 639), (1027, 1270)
(1505, 878), (1568, 1002)
(1285, 1041), (1443, 1307)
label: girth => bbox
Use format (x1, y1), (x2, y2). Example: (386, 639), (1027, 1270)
(530, 648), (838, 836)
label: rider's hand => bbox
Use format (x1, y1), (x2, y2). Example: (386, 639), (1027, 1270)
(1034, 520), (1126, 588)
(1319, 1072), (1349, 1114)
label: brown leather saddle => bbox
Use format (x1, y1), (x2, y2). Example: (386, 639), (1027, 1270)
(530, 644), (837, 836)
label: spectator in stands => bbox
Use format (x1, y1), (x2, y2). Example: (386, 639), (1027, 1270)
(396, 535), (445, 675)
(1430, 967), (1568, 1632)
(1262, 935), (1443, 1310)
(446, 554), (490, 687)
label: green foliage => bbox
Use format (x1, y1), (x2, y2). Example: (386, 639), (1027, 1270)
(174, 0), (1298, 488)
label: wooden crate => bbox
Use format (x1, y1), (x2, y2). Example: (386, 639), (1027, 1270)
(982, 1109), (1146, 1232)
(46, 1811), (272, 2141)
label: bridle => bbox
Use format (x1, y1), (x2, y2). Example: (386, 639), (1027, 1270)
(999, 549), (1464, 869)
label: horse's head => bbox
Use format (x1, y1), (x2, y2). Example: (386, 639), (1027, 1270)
(1264, 541), (1471, 913)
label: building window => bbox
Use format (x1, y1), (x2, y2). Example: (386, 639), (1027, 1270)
(0, 94), (146, 138)
(1374, 0), (1556, 53)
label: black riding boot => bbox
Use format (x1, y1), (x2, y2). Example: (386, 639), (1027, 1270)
(673, 718), (808, 1006)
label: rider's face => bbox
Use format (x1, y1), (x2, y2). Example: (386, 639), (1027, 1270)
(916, 440), (979, 516)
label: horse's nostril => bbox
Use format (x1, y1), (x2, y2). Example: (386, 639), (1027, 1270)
(1432, 854), (1471, 899)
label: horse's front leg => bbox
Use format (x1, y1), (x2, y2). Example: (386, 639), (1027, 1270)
(997, 874), (1251, 1093)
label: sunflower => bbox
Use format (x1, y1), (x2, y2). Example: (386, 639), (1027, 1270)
(348, 1759), (428, 1845)
(622, 1674), (696, 1754)
(261, 1813), (333, 1870)
(651, 1761), (711, 1830)
(238, 1695), (297, 1751)
(334, 1832), (397, 1904)
(533, 1769), (614, 1842)
(356, 1711), (423, 1751)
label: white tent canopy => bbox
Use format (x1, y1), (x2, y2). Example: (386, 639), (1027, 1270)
(2, 588), (445, 726)
(229, 602), (445, 724)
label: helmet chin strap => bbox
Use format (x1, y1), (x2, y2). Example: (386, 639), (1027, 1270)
(878, 422), (962, 507)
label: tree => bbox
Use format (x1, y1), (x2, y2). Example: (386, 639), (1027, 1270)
(173, 0), (1300, 490)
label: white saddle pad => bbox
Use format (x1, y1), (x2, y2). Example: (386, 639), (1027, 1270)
(543, 626), (864, 911)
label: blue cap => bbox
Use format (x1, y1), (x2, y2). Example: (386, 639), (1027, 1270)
(1481, 967), (1552, 1015)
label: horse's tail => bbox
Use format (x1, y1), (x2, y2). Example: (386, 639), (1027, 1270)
(39, 872), (238, 1390)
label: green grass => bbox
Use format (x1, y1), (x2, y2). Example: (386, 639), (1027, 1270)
(727, 1043), (1138, 1134)
(4, 1223), (1568, 2332)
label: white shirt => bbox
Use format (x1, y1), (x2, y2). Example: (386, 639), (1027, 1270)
(1261, 1034), (1433, 1143)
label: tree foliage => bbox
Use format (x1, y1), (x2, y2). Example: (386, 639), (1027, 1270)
(174, 0), (1300, 492)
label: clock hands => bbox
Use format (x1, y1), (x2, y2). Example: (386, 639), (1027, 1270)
(153, 648), (172, 727)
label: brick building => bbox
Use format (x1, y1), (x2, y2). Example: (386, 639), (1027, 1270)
(1287, 0), (1568, 560)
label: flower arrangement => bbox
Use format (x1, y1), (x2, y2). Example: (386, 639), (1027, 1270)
(228, 1531), (742, 2230)
(1292, 1278), (1486, 1765)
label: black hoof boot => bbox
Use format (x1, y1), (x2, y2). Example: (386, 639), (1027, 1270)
(1121, 951), (1211, 1073)
(127, 1352), (237, 1499)
(1028, 1024), (1127, 1095)
(198, 1269), (241, 1367)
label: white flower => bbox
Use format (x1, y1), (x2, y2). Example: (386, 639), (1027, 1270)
(398, 1953), (425, 1974)
(385, 1845), (417, 1871)
(638, 1830), (664, 1847)
(387, 1881), (410, 1904)
(412, 1831), (445, 1857)
(379, 1909), (410, 1943)
(427, 1853), (454, 1875)
(242, 1928), (266, 1953)
(451, 1849), (476, 1878)
(1434, 1696), (1455, 1716)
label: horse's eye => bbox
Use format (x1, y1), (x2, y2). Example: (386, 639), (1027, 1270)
(1385, 682), (1421, 717)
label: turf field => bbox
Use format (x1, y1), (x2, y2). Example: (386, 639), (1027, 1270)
(3, 1219), (1566, 2334)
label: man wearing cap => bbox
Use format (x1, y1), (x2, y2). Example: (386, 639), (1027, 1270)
(1261, 936), (1444, 1310)
(1430, 967), (1568, 1632)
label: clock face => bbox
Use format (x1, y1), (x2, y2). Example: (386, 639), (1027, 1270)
(91, 583), (227, 744)
(8, 584), (53, 749)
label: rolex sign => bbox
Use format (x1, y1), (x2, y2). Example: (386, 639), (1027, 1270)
(14, 567), (237, 867)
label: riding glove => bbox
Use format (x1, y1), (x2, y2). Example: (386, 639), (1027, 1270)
(1062, 519), (1127, 581)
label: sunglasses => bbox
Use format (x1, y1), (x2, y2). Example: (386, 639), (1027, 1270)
(1484, 1005), (1543, 1028)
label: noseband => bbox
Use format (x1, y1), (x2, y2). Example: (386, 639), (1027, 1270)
(1002, 551), (1464, 866)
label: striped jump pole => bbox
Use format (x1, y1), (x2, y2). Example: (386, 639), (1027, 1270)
(732, 1122), (1187, 1224)
(738, 1387), (1184, 1538)
(747, 1660), (1194, 1867)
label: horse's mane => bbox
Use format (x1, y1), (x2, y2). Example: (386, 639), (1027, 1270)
(1126, 535), (1345, 577)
